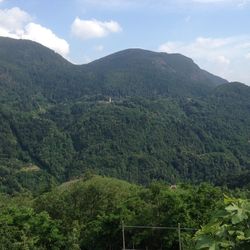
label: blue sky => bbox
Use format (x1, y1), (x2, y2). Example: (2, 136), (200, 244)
(0, 0), (250, 85)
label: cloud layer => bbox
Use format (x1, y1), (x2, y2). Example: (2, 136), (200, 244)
(0, 7), (69, 57)
(71, 17), (122, 40)
(159, 36), (250, 84)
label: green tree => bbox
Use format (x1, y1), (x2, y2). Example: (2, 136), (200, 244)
(0, 206), (65, 249)
(195, 197), (250, 250)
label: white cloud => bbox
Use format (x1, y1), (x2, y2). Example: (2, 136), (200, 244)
(22, 23), (69, 57)
(159, 36), (250, 84)
(94, 45), (104, 51)
(71, 17), (122, 40)
(215, 55), (230, 65)
(0, 7), (69, 57)
(0, 7), (31, 32)
(237, 0), (250, 7)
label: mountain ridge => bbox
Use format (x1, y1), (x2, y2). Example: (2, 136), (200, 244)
(0, 36), (249, 194)
(88, 48), (230, 98)
(0, 36), (230, 107)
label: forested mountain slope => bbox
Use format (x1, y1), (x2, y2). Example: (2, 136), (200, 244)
(0, 37), (228, 109)
(0, 36), (249, 193)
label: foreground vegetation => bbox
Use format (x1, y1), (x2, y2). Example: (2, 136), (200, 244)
(0, 175), (249, 249)
(196, 197), (250, 250)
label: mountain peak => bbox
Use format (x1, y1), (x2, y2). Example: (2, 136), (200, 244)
(0, 36), (70, 67)
(0, 36), (228, 101)
(86, 47), (228, 97)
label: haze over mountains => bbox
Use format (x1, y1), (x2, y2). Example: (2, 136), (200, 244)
(0, 36), (249, 193)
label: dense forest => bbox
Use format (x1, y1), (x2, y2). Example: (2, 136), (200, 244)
(1, 174), (250, 249)
(0, 37), (249, 249)
(0, 37), (249, 193)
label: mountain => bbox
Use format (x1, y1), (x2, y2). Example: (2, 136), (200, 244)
(0, 37), (227, 110)
(0, 36), (249, 194)
(85, 48), (227, 97)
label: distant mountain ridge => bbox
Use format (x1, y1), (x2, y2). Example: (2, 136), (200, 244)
(0, 36), (249, 194)
(0, 37), (228, 108)
(84, 48), (228, 98)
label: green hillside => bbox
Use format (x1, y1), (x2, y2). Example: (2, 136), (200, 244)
(0, 37), (249, 193)
(0, 175), (231, 249)
(1, 174), (249, 249)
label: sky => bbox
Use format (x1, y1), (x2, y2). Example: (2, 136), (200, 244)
(0, 0), (250, 85)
